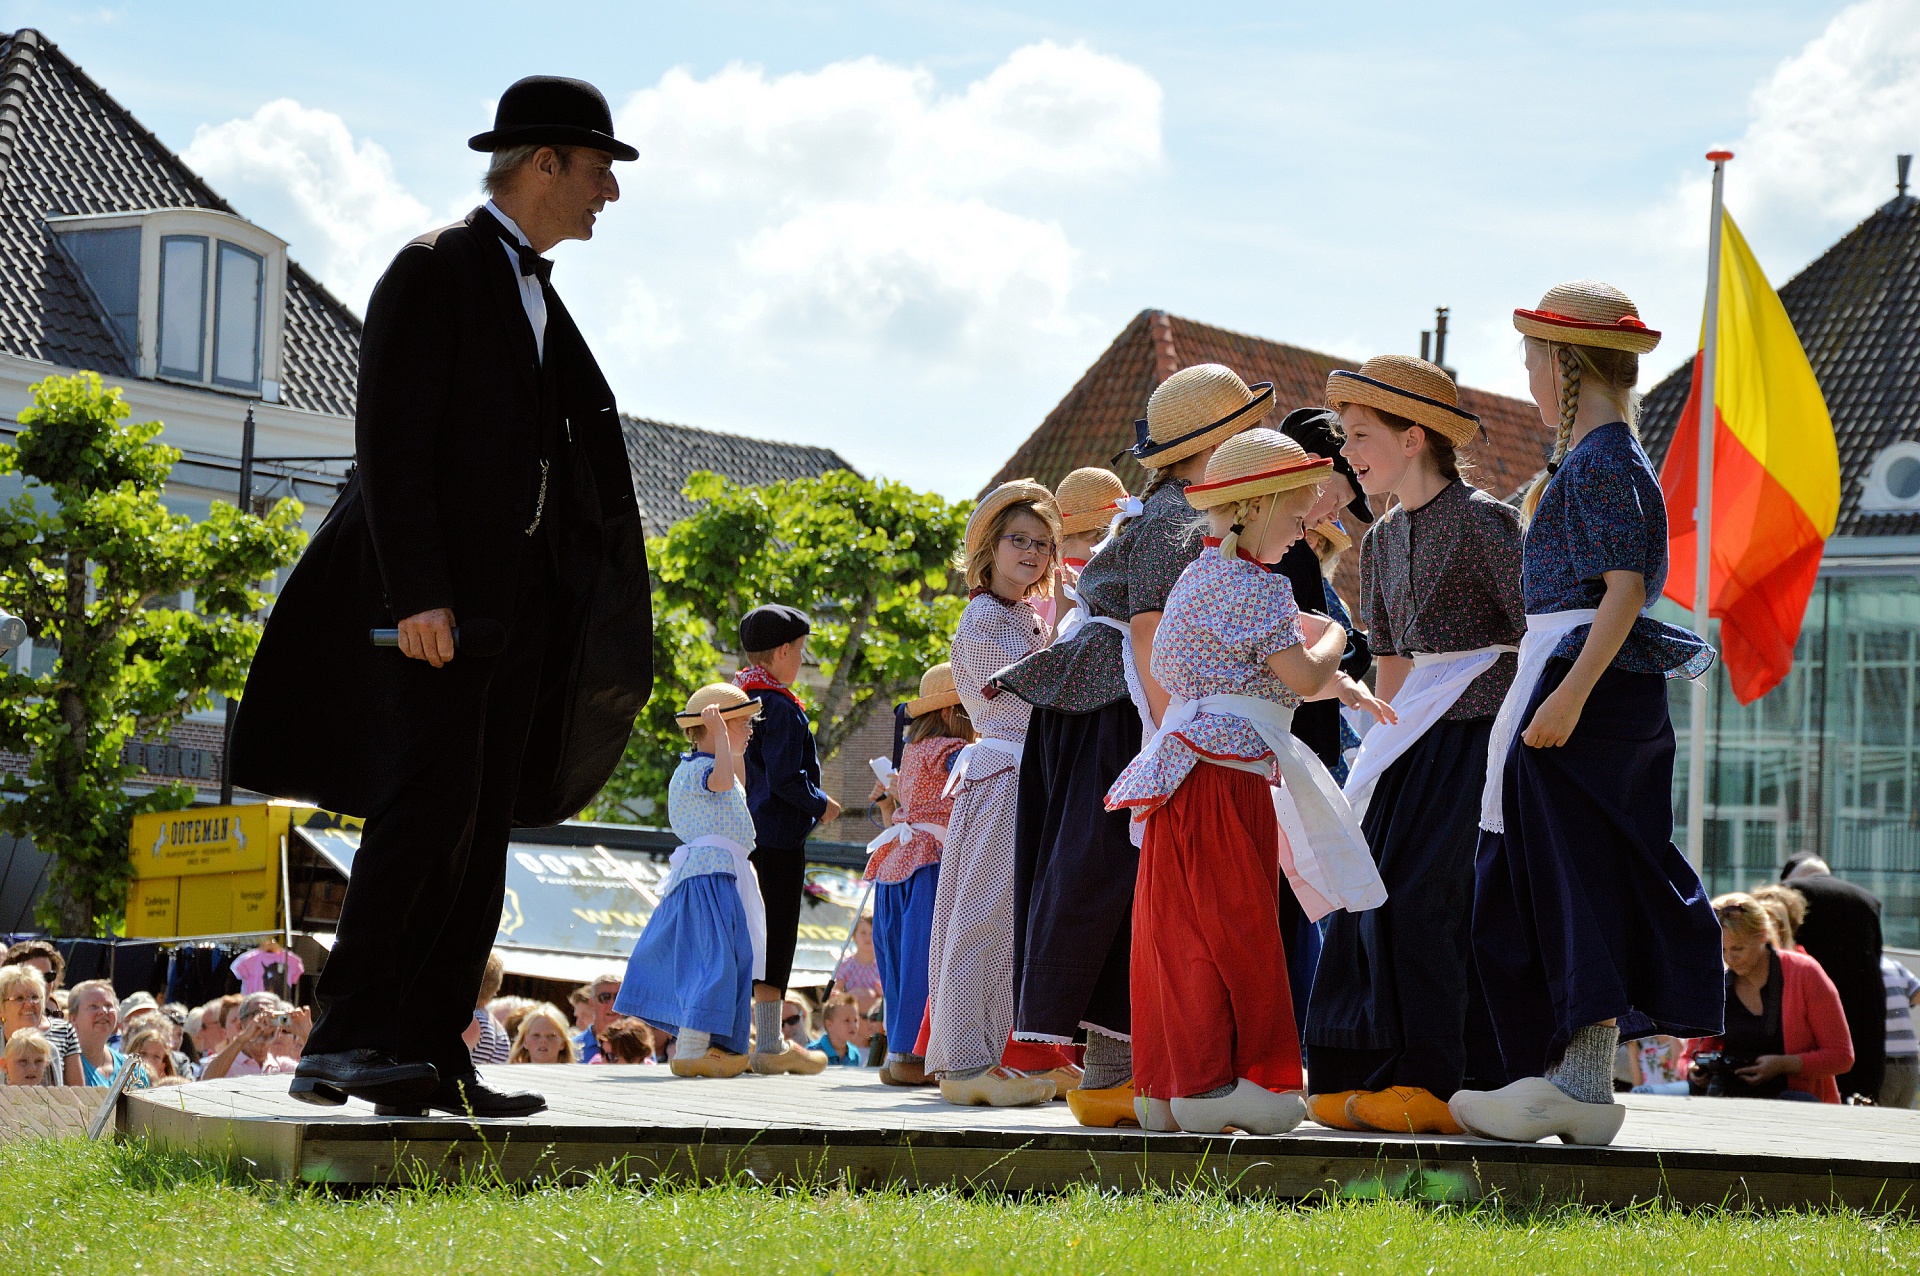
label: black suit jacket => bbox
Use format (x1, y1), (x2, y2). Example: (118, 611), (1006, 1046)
(231, 208), (652, 824)
(1791, 873), (1885, 1099)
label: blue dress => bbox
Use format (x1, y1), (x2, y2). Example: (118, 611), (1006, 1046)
(1473, 424), (1724, 1078)
(614, 753), (760, 1054)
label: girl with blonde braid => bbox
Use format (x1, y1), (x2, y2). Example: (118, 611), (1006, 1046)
(1449, 282), (1722, 1146)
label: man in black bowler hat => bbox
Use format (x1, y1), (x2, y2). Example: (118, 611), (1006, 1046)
(231, 76), (653, 1117)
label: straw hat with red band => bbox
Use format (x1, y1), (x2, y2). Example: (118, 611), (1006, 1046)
(675, 682), (765, 729)
(1512, 280), (1662, 355)
(1325, 354), (1482, 447)
(1123, 364), (1275, 467)
(905, 662), (962, 718)
(963, 479), (1060, 568)
(1185, 428), (1333, 510)
(1054, 467), (1130, 535)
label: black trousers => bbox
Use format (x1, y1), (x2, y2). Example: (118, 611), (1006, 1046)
(305, 567), (555, 1082)
(751, 843), (807, 993)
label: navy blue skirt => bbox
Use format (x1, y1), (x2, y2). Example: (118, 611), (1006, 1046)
(1474, 658), (1724, 1078)
(1305, 717), (1507, 1099)
(1012, 699), (1142, 1040)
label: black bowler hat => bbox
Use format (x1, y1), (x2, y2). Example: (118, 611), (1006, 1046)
(739, 604), (811, 652)
(1279, 407), (1374, 525)
(469, 75), (638, 161)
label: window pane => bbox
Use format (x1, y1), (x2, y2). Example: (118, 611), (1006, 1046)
(58, 227), (140, 352)
(212, 241), (263, 390)
(158, 236), (207, 379)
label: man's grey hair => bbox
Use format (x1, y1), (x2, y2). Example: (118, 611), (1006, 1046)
(482, 142), (573, 196)
(239, 991), (285, 1022)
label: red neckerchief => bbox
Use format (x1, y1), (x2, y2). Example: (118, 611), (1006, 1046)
(733, 663), (805, 709)
(1202, 536), (1265, 566)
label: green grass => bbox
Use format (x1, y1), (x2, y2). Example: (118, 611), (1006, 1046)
(0, 1136), (1914, 1274)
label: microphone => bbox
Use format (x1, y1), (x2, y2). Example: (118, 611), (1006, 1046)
(369, 618), (507, 658)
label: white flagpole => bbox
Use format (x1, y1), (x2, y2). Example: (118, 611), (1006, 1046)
(1687, 150), (1732, 872)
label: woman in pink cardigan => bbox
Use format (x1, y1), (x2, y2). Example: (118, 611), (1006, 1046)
(1680, 893), (1853, 1103)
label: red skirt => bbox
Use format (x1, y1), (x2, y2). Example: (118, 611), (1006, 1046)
(1132, 763), (1301, 1100)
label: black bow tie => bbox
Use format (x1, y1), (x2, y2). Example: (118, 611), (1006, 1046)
(490, 221), (552, 284)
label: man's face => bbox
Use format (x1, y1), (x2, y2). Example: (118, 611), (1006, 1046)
(591, 981), (621, 1029)
(546, 147), (618, 243)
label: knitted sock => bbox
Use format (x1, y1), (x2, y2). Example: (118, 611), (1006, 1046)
(1081, 1029), (1132, 1090)
(674, 1029), (711, 1061)
(1546, 1024), (1620, 1105)
(752, 1001), (782, 1055)
(943, 1064), (990, 1081)
(1185, 1082), (1237, 1100)
(886, 1051), (922, 1067)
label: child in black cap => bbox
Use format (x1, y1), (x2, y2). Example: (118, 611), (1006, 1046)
(732, 603), (840, 1074)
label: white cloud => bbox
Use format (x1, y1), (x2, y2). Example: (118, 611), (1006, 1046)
(183, 99), (435, 306)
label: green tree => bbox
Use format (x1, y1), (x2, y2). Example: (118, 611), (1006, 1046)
(0, 373), (308, 935)
(587, 469), (968, 823)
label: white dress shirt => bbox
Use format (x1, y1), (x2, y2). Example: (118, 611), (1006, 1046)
(484, 199), (548, 362)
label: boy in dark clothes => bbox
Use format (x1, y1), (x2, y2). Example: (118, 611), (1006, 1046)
(732, 603), (841, 1073)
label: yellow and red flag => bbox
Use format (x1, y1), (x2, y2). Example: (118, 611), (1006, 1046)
(1660, 210), (1838, 705)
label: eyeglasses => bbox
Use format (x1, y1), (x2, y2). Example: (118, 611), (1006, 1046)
(594, 991), (617, 1004)
(3, 994), (40, 1009)
(783, 1015), (802, 1027)
(1000, 533), (1055, 555)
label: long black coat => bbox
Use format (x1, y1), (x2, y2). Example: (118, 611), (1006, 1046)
(231, 208), (652, 825)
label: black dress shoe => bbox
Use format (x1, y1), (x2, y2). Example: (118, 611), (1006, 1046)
(373, 1075), (547, 1119)
(291, 1050), (439, 1108)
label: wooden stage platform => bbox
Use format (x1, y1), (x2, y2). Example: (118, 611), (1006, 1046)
(123, 1065), (1920, 1212)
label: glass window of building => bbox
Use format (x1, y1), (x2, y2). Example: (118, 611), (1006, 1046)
(212, 241), (264, 390)
(57, 226), (140, 352)
(157, 234), (208, 380)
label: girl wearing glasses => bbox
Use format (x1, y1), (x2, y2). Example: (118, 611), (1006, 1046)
(923, 480), (1079, 1107)
(992, 364), (1272, 1127)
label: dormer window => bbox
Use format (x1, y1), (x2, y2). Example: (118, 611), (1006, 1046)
(1859, 441), (1920, 514)
(49, 208), (287, 401)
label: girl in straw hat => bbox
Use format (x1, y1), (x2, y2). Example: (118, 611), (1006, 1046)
(1448, 282), (1721, 1147)
(924, 480), (1079, 1106)
(1297, 354), (1524, 1136)
(612, 684), (769, 1079)
(1049, 467), (1132, 642)
(862, 662), (974, 1087)
(992, 364), (1271, 1127)
(1106, 428), (1384, 1133)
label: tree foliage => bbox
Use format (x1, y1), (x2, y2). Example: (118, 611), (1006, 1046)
(586, 469), (967, 822)
(0, 374), (307, 934)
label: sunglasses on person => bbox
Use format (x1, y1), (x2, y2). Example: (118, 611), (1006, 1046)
(783, 1014), (802, 1027)
(594, 990), (617, 1004)
(1000, 533), (1055, 556)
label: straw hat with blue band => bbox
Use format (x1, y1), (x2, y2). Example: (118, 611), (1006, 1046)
(1325, 354), (1482, 448)
(1116, 364), (1276, 468)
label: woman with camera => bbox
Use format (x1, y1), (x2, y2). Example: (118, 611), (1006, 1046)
(1677, 894), (1852, 1103)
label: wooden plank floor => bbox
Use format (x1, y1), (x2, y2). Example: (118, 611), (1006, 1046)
(123, 1065), (1920, 1212)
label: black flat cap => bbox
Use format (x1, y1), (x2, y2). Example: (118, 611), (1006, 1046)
(1279, 407), (1374, 525)
(739, 604), (811, 652)
(470, 75), (638, 161)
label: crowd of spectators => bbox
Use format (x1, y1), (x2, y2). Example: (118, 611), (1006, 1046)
(1619, 857), (1919, 1108)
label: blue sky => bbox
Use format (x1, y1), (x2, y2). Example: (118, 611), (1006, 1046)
(5, 1), (1912, 498)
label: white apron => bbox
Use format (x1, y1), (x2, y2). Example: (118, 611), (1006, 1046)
(670, 833), (768, 982)
(943, 736), (1023, 797)
(1144, 694), (1386, 922)
(1477, 609), (1599, 834)
(1342, 644), (1516, 820)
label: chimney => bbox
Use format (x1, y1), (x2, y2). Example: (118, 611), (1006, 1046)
(1420, 330), (1432, 361)
(1900, 154), (1913, 199)
(1432, 306), (1457, 382)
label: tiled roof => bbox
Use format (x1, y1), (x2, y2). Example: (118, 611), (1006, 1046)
(621, 414), (856, 533)
(989, 310), (1552, 501)
(1640, 192), (1920, 539)
(0, 28), (362, 416)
